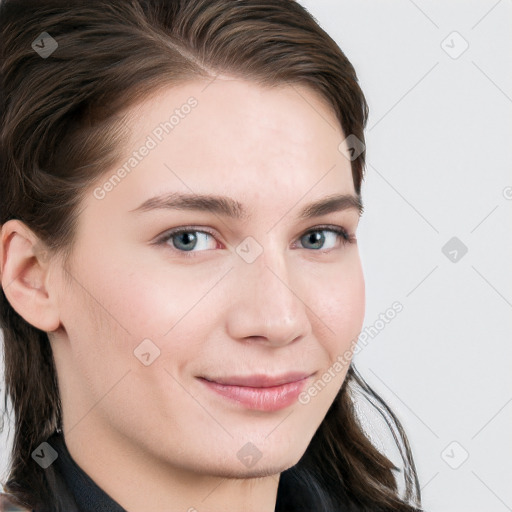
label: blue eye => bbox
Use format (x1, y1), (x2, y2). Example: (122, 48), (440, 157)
(161, 229), (217, 252)
(299, 226), (354, 250)
(156, 225), (355, 257)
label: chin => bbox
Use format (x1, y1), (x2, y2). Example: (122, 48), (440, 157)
(209, 458), (297, 480)
(191, 437), (306, 479)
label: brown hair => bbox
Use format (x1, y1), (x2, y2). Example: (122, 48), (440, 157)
(0, 0), (423, 510)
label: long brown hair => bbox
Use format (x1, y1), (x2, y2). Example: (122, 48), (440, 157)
(0, 0), (423, 510)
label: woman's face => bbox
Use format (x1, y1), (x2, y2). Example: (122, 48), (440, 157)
(49, 77), (365, 479)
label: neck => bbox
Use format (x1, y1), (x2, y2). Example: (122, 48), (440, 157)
(62, 421), (280, 512)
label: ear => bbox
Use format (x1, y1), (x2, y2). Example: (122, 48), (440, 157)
(0, 219), (61, 332)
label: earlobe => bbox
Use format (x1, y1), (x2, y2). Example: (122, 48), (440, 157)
(0, 219), (61, 333)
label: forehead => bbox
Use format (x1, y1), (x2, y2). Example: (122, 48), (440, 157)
(91, 77), (356, 219)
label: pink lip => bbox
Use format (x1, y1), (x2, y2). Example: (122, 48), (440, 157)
(198, 372), (312, 412)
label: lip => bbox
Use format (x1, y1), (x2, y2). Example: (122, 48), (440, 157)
(201, 372), (312, 388)
(198, 372), (313, 412)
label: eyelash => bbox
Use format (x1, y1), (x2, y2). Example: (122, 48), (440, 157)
(155, 224), (356, 258)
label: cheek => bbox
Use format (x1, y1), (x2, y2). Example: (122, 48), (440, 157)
(311, 255), (365, 349)
(69, 253), (194, 341)
(296, 263), (364, 413)
(70, 259), (218, 386)
(56, 252), (167, 380)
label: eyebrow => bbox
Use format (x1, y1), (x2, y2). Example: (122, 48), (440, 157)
(128, 192), (363, 220)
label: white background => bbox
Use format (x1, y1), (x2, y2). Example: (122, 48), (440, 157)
(297, 1), (512, 511)
(2, 1), (512, 511)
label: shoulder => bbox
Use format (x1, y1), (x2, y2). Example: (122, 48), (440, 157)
(0, 493), (33, 512)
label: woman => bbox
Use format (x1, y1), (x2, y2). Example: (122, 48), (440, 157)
(0, 0), (424, 510)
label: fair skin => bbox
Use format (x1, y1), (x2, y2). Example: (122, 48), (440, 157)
(0, 78), (365, 512)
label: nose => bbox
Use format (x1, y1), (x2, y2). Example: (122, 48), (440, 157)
(224, 245), (312, 347)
